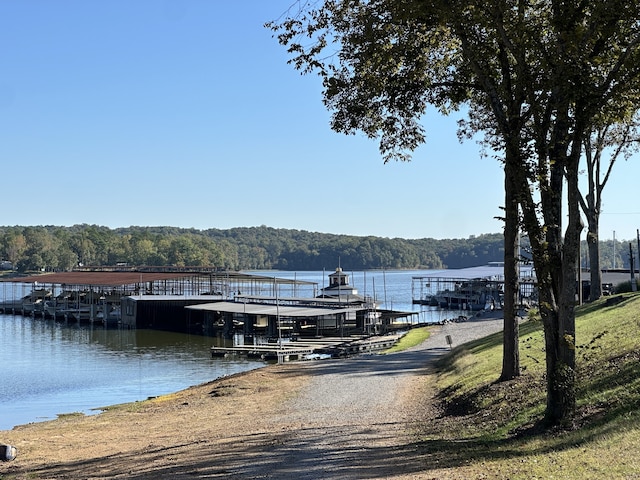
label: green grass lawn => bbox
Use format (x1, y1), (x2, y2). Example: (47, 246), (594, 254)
(416, 293), (640, 479)
(384, 326), (431, 353)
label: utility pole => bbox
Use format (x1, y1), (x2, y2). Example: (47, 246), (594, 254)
(578, 232), (582, 305)
(630, 243), (637, 292)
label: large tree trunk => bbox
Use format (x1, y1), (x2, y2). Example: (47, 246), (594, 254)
(527, 228), (578, 426)
(544, 225), (581, 424)
(517, 127), (579, 426)
(500, 151), (520, 381)
(541, 144), (582, 426)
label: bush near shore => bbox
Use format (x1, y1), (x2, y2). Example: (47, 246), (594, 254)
(421, 293), (640, 479)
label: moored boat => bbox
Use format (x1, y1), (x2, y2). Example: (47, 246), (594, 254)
(435, 280), (498, 311)
(2, 289), (53, 315)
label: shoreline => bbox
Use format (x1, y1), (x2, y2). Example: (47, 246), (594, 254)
(0, 361), (268, 433)
(1, 362), (311, 478)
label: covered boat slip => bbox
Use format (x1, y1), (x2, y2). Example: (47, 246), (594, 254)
(186, 298), (370, 339)
(0, 269), (316, 300)
(191, 298), (408, 360)
(186, 291), (419, 337)
(0, 269), (317, 325)
(411, 263), (537, 310)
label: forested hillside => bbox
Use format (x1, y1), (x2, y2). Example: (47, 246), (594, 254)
(0, 224), (629, 273)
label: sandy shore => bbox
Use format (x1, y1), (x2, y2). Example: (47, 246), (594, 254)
(1, 313), (505, 479)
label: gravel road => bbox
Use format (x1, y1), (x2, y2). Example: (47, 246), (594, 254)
(230, 313), (507, 479)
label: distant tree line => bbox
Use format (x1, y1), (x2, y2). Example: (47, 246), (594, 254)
(0, 224), (634, 273)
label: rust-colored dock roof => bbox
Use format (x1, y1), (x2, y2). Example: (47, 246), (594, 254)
(0, 271), (195, 287)
(0, 270), (315, 287)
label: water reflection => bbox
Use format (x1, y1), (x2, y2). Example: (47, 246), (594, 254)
(0, 314), (265, 430)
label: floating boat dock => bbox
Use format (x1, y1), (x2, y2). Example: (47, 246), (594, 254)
(411, 263), (537, 310)
(0, 267), (419, 341)
(211, 333), (406, 362)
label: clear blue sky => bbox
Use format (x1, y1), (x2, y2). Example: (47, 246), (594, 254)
(1, 1), (638, 241)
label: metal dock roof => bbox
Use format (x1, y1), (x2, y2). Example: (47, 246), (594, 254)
(412, 264), (535, 281)
(186, 301), (360, 317)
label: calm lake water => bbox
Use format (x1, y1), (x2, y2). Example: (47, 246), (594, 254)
(0, 317), (265, 430)
(0, 269), (446, 431)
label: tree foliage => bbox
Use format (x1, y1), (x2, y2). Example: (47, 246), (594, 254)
(0, 224), (509, 272)
(1, 224), (630, 275)
(580, 115), (640, 301)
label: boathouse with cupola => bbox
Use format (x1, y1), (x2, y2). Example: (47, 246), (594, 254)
(186, 267), (418, 339)
(318, 267), (360, 299)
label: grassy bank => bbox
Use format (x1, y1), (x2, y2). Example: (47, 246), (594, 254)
(419, 293), (640, 479)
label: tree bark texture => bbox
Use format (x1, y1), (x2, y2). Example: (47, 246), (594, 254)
(500, 151), (520, 381)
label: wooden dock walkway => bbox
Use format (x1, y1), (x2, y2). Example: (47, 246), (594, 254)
(211, 333), (405, 362)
